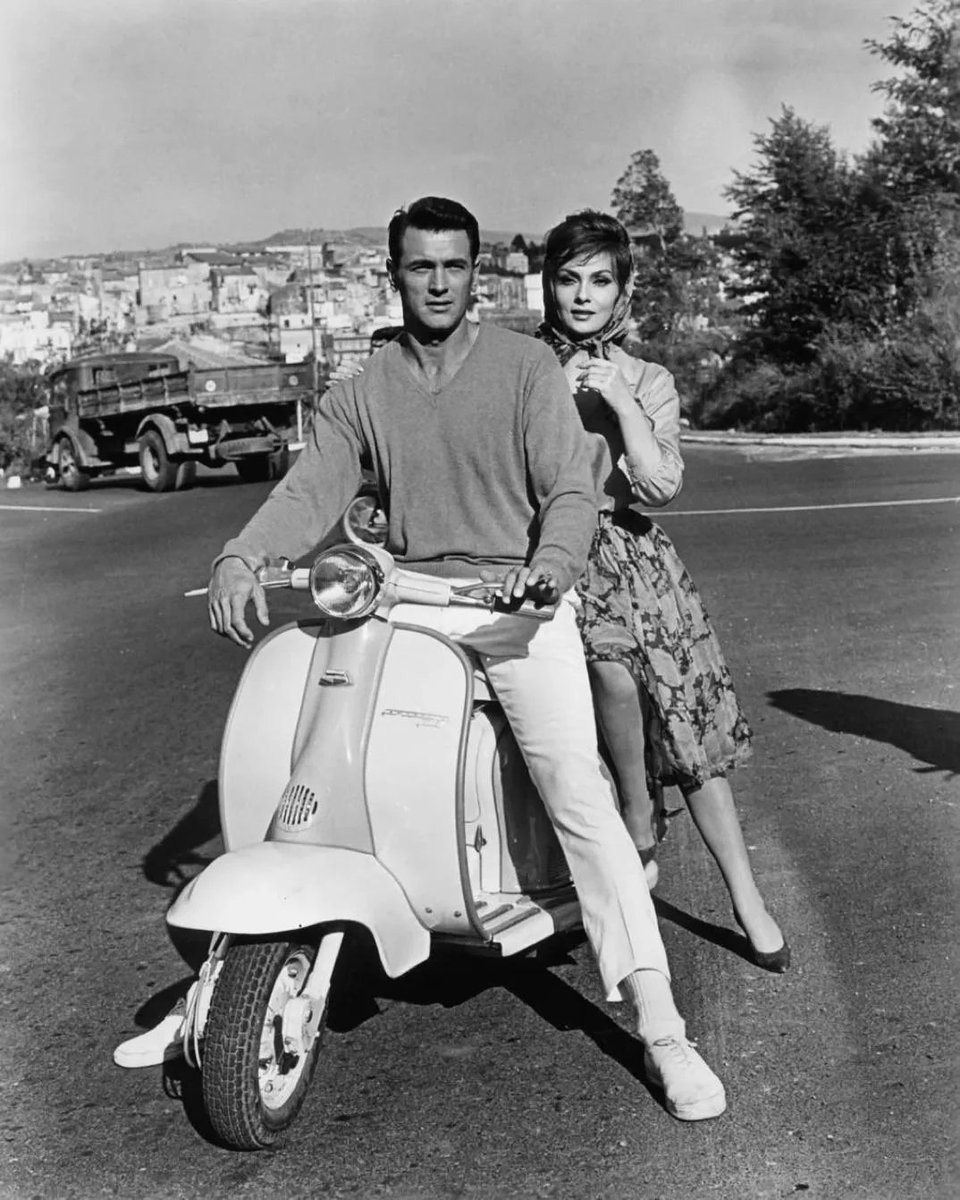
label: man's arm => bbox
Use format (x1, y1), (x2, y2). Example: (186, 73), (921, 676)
(520, 349), (598, 595)
(208, 385), (366, 646)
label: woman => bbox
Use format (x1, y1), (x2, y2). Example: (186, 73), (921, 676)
(538, 209), (789, 971)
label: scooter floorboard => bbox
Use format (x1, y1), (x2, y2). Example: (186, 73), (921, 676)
(432, 886), (581, 957)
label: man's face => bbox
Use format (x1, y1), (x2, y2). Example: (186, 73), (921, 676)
(389, 227), (478, 335)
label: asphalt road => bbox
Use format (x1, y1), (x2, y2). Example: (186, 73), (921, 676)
(1, 447), (957, 1200)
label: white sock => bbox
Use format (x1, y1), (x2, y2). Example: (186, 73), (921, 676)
(620, 969), (685, 1044)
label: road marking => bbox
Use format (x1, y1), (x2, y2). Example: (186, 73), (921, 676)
(661, 496), (960, 517)
(0, 504), (102, 514)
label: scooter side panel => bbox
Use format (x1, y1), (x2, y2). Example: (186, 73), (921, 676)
(166, 843), (430, 978)
(364, 625), (474, 934)
(271, 619), (389, 853)
(464, 707), (571, 896)
(219, 621), (330, 850)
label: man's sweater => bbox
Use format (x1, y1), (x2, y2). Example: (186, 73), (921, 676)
(218, 323), (598, 595)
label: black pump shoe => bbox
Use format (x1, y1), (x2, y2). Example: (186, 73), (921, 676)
(735, 915), (791, 973)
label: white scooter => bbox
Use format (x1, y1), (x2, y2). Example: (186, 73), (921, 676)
(166, 500), (584, 1150)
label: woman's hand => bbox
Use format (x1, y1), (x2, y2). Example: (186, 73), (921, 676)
(574, 357), (634, 416)
(328, 359), (364, 384)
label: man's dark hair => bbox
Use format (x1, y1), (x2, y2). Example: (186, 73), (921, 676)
(388, 196), (480, 265)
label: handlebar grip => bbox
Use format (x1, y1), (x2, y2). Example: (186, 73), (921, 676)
(492, 596), (557, 621)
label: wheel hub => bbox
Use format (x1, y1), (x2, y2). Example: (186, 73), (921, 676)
(257, 952), (313, 1110)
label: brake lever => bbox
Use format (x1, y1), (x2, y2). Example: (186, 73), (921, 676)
(257, 558), (296, 589)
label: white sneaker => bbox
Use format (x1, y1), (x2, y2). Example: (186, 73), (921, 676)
(113, 1000), (187, 1068)
(643, 859), (659, 890)
(643, 1036), (727, 1121)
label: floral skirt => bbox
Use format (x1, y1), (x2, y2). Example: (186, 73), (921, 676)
(575, 508), (753, 794)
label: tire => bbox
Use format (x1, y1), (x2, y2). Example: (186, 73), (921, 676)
(202, 938), (327, 1150)
(139, 430), (178, 493)
(235, 455), (273, 484)
(174, 459), (197, 491)
(269, 446), (290, 479)
(57, 438), (91, 492)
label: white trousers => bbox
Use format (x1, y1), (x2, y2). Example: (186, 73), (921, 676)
(391, 595), (669, 999)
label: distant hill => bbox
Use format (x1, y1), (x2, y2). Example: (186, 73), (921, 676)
(257, 226), (544, 248)
(683, 211), (731, 235)
(1, 210), (734, 270)
(258, 214), (732, 248)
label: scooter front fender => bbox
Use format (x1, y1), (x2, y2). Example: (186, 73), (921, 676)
(165, 844), (431, 979)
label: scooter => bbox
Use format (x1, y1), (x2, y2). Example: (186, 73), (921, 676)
(166, 497), (584, 1150)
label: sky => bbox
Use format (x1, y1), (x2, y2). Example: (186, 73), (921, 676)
(1, 0), (921, 261)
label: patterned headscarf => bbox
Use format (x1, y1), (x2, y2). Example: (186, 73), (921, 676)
(537, 254), (637, 366)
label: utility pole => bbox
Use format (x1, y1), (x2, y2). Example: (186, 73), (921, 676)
(306, 234), (319, 407)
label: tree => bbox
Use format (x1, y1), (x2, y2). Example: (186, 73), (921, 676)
(866, 0), (960, 200)
(863, 0), (960, 317)
(610, 149), (684, 241)
(702, 3), (960, 431)
(723, 108), (871, 360)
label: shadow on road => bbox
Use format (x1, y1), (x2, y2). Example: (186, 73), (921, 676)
(652, 897), (756, 965)
(142, 779), (222, 888)
(767, 689), (960, 775)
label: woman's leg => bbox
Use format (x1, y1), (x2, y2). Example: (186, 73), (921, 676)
(684, 776), (784, 954)
(588, 660), (657, 853)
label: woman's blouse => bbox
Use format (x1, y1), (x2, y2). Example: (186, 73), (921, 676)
(567, 344), (684, 512)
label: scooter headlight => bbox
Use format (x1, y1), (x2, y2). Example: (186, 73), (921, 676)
(308, 545), (385, 619)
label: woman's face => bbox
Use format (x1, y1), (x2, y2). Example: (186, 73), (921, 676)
(551, 250), (620, 338)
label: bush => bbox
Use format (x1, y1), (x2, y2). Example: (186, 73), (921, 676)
(0, 358), (47, 473)
(695, 308), (960, 432)
(637, 329), (734, 422)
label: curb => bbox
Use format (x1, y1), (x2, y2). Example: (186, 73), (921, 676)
(682, 431), (960, 451)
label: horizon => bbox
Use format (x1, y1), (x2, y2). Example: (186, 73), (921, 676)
(3, 210), (732, 267)
(2, 0), (918, 262)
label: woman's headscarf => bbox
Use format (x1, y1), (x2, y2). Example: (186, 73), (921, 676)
(537, 250), (636, 367)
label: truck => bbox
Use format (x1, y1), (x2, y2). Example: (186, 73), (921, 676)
(45, 352), (316, 492)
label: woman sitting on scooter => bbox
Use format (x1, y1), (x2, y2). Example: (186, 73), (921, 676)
(537, 209), (789, 972)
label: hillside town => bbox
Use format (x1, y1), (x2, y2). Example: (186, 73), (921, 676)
(0, 230), (551, 374)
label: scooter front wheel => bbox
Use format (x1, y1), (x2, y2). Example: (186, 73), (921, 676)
(201, 937), (331, 1150)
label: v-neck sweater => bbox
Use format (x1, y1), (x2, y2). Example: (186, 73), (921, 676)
(217, 323), (598, 593)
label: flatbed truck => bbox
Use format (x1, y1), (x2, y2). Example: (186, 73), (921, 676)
(45, 352), (315, 492)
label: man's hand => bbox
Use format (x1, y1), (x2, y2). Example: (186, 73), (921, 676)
(208, 557), (270, 648)
(480, 564), (561, 608)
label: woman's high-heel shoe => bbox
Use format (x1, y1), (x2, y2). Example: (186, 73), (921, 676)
(735, 915), (791, 974)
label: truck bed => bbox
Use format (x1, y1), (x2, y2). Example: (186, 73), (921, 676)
(74, 363), (313, 419)
(75, 372), (192, 419)
(191, 364), (312, 409)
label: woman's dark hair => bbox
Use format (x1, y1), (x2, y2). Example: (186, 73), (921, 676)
(388, 196), (480, 265)
(542, 210), (633, 290)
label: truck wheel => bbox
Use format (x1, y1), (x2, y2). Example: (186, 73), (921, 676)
(236, 455), (273, 484)
(139, 430), (178, 493)
(57, 438), (91, 492)
(174, 460), (197, 491)
(269, 447), (290, 479)
(202, 938), (330, 1150)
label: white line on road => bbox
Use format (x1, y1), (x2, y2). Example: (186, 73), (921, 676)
(0, 504), (102, 514)
(661, 496), (960, 517)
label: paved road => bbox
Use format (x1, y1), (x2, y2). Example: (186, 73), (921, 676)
(1, 449), (957, 1200)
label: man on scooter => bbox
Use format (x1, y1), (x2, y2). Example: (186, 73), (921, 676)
(116, 196), (726, 1123)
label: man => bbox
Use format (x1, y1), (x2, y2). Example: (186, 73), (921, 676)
(116, 197), (725, 1122)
